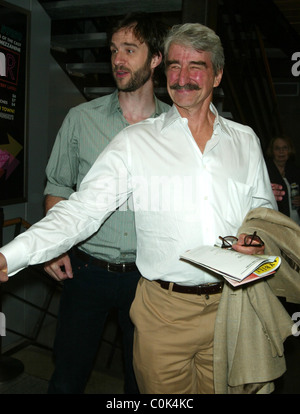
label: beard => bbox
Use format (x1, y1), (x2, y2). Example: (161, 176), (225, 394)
(113, 57), (152, 92)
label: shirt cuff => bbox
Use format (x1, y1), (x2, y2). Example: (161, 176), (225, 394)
(44, 182), (74, 199)
(0, 240), (28, 277)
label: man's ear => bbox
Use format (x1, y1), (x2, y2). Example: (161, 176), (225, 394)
(151, 51), (162, 69)
(213, 69), (223, 88)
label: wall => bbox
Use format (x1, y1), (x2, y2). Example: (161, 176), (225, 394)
(1, 0), (85, 351)
(272, 57), (300, 164)
(2, 0), (50, 226)
(277, 93), (300, 166)
(47, 55), (85, 155)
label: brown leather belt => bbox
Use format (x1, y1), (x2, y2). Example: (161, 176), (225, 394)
(156, 280), (223, 295)
(72, 247), (137, 273)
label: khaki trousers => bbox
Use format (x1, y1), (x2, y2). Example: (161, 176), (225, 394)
(130, 277), (221, 394)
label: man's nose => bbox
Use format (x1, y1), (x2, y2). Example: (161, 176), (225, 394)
(112, 51), (126, 66)
(177, 67), (190, 85)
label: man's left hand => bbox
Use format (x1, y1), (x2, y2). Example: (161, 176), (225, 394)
(231, 233), (265, 255)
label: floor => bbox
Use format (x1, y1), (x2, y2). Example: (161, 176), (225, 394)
(273, 301), (300, 394)
(0, 305), (299, 395)
(0, 346), (124, 394)
(0, 310), (125, 394)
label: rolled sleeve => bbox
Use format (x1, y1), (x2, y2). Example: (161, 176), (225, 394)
(44, 109), (79, 199)
(44, 181), (74, 199)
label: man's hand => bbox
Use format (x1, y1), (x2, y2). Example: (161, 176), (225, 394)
(44, 253), (73, 281)
(271, 183), (285, 201)
(0, 253), (8, 282)
(231, 233), (265, 255)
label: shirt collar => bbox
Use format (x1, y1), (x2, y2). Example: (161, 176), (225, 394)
(89, 89), (121, 115)
(108, 89), (165, 119)
(210, 102), (232, 137)
(108, 89), (121, 115)
(162, 102), (231, 137)
(161, 105), (183, 131)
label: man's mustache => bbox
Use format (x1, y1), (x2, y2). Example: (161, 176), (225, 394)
(113, 65), (130, 73)
(170, 83), (200, 91)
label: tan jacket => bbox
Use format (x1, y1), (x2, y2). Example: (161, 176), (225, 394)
(213, 208), (300, 394)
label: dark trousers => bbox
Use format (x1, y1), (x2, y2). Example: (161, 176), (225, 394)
(47, 250), (140, 394)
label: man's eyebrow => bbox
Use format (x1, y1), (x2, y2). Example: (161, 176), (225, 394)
(191, 60), (207, 67)
(110, 41), (139, 48)
(166, 59), (179, 66)
(166, 59), (207, 67)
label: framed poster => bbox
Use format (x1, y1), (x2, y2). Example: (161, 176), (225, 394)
(0, 1), (29, 205)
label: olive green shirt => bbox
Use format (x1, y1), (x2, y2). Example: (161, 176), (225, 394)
(44, 90), (170, 263)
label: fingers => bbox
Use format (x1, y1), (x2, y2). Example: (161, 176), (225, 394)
(271, 183), (282, 190)
(0, 272), (8, 283)
(232, 244), (265, 255)
(44, 264), (68, 281)
(44, 253), (73, 281)
(271, 183), (285, 201)
(232, 233), (265, 255)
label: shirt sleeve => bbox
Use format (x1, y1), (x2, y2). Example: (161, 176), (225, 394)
(44, 109), (79, 199)
(1, 131), (132, 276)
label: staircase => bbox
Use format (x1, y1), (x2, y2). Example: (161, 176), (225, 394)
(217, 0), (300, 149)
(38, 0), (185, 102)
(38, 0), (300, 149)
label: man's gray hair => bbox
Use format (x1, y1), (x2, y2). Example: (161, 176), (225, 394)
(164, 23), (225, 75)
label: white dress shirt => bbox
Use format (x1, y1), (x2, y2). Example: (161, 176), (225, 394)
(1, 104), (277, 285)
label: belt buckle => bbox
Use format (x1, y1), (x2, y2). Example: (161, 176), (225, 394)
(107, 262), (126, 272)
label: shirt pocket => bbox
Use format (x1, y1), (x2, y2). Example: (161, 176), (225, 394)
(224, 178), (253, 228)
